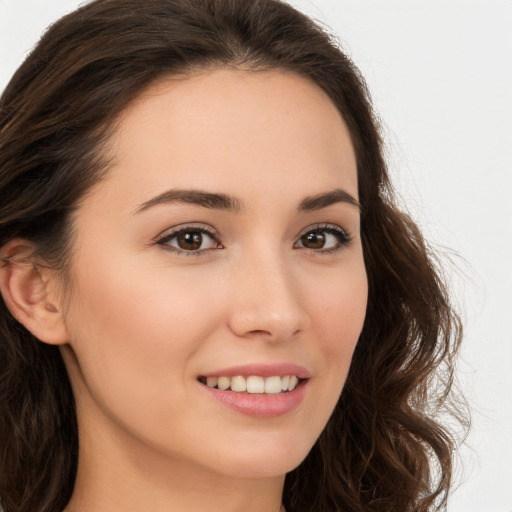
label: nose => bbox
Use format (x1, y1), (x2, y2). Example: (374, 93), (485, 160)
(226, 247), (308, 342)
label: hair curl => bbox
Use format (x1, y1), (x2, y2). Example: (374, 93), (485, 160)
(0, 1), (467, 511)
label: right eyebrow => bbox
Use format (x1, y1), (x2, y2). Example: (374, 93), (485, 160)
(134, 188), (243, 214)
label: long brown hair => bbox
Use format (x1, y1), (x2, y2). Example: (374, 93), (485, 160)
(0, 1), (467, 511)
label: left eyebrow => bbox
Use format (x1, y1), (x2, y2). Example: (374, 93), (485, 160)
(298, 188), (360, 212)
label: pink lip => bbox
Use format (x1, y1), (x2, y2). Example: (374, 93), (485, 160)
(199, 379), (308, 418)
(200, 363), (311, 379)
(198, 363), (310, 418)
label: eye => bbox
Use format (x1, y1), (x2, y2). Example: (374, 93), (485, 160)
(295, 225), (351, 252)
(156, 226), (222, 254)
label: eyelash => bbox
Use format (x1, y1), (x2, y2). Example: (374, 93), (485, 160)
(155, 223), (352, 256)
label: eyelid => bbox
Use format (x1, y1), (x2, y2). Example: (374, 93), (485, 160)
(156, 222), (218, 240)
(297, 222), (350, 238)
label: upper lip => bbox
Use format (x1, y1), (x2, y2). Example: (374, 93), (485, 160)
(199, 363), (311, 379)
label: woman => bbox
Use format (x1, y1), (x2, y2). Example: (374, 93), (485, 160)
(0, 1), (466, 511)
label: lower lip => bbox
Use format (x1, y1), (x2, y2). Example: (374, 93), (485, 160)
(199, 380), (308, 418)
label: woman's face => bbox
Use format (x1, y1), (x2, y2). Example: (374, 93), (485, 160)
(60, 69), (367, 479)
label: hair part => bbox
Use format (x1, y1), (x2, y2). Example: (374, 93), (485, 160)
(0, 1), (467, 511)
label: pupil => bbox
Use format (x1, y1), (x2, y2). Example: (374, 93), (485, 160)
(178, 231), (202, 250)
(302, 231), (325, 249)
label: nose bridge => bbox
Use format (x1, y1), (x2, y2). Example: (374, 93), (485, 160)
(228, 241), (306, 341)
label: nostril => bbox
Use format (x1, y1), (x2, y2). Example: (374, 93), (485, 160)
(248, 329), (272, 336)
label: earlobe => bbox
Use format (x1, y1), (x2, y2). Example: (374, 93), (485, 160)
(0, 240), (69, 345)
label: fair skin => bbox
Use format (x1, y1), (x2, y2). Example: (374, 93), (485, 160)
(0, 69), (367, 512)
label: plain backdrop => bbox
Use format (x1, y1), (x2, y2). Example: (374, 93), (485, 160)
(1, 1), (511, 510)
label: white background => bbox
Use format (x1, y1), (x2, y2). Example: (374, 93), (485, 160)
(1, 1), (511, 510)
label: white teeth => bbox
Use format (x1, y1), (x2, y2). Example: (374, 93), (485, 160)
(217, 376), (231, 391)
(264, 376), (283, 394)
(288, 375), (298, 391)
(203, 375), (301, 394)
(230, 375), (247, 392)
(246, 376), (265, 394)
(206, 376), (218, 388)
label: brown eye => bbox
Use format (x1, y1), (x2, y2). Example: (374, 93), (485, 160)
(300, 231), (326, 249)
(296, 226), (350, 252)
(177, 231), (203, 250)
(158, 227), (220, 253)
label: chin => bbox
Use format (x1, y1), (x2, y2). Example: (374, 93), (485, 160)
(198, 433), (315, 479)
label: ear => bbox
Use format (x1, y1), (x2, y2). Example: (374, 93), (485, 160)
(0, 239), (69, 345)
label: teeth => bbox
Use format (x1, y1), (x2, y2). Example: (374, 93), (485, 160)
(247, 376), (265, 394)
(206, 376), (218, 388)
(217, 376), (230, 391)
(231, 375), (247, 392)
(204, 375), (300, 394)
(264, 376), (282, 394)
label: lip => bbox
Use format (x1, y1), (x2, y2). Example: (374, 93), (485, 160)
(197, 363), (310, 418)
(199, 378), (308, 418)
(200, 363), (311, 379)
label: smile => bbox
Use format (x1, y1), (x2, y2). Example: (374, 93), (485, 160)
(198, 376), (308, 418)
(199, 375), (301, 394)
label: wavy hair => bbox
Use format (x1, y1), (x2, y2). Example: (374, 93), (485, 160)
(0, 1), (466, 511)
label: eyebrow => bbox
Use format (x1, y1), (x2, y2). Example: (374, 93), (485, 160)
(135, 187), (359, 214)
(298, 188), (360, 212)
(135, 189), (243, 214)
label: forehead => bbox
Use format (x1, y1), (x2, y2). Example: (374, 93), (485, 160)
(87, 68), (358, 215)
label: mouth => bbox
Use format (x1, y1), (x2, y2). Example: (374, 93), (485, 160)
(197, 374), (304, 394)
(197, 363), (310, 417)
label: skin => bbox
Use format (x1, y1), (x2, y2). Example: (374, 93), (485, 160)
(10, 69), (368, 512)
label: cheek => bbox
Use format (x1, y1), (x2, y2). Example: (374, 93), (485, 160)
(63, 254), (219, 416)
(292, 259), (367, 443)
(307, 262), (368, 359)
(69, 252), (215, 347)
(303, 261), (366, 423)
